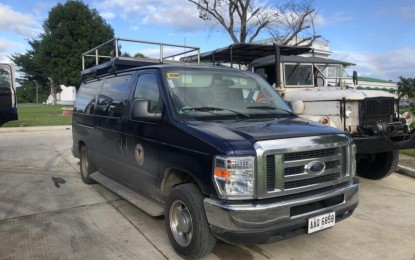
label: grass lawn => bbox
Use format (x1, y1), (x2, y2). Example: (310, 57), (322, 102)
(3, 103), (72, 127)
(400, 149), (415, 157)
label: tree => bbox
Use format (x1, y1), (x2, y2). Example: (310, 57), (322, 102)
(12, 1), (114, 104)
(188, 0), (320, 46)
(398, 77), (415, 101)
(11, 39), (50, 103)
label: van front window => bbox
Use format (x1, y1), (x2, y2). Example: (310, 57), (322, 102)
(164, 69), (293, 119)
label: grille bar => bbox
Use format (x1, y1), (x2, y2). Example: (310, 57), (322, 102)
(359, 97), (395, 126)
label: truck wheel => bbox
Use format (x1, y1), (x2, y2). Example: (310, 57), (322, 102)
(165, 183), (216, 259)
(80, 145), (97, 185)
(356, 151), (399, 180)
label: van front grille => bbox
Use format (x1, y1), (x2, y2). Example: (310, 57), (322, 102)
(258, 135), (351, 198)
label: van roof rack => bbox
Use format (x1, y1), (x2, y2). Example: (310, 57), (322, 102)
(81, 37), (200, 78)
(181, 43), (311, 65)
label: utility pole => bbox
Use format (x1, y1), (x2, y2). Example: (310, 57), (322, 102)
(34, 80), (38, 103)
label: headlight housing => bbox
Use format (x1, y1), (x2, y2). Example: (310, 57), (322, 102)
(345, 105), (352, 117)
(213, 156), (255, 199)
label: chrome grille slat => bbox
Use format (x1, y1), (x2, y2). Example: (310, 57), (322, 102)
(285, 167), (341, 182)
(284, 154), (341, 168)
(284, 173), (341, 189)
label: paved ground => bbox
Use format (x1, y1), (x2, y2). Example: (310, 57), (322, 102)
(0, 127), (414, 260)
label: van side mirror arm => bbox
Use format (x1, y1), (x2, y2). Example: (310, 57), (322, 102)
(132, 99), (161, 122)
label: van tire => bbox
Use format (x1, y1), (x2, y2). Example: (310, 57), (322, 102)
(80, 145), (97, 185)
(165, 183), (216, 259)
(356, 151), (398, 180)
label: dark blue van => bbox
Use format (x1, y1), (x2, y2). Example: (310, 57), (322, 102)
(72, 38), (359, 259)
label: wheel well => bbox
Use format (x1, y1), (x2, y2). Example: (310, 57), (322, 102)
(162, 169), (196, 196)
(79, 141), (86, 152)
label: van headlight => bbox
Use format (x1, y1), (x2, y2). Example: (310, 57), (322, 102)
(213, 156), (255, 199)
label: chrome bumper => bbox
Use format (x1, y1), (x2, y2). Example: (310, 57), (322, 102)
(204, 178), (359, 236)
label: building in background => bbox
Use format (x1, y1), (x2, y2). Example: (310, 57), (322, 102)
(45, 85), (76, 105)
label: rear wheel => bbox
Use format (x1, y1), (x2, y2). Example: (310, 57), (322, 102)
(356, 151), (399, 180)
(165, 183), (216, 259)
(80, 145), (97, 184)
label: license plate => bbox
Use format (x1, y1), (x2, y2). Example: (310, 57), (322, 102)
(308, 212), (336, 234)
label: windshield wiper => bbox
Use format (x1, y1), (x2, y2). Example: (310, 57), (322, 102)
(180, 106), (249, 118)
(246, 105), (296, 116)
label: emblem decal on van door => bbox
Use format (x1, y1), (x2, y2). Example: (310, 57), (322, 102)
(135, 144), (144, 165)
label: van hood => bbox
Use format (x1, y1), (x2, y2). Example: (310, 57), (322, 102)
(285, 88), (396, 102)
(185, 117), (344, 155)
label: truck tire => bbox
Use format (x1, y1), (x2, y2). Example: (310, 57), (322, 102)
(356, 151), (399, 180)
(165, 183), (216, 259)
(80, 145), (97, 185)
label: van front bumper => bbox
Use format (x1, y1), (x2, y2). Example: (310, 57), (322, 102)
(203, 178), (359, 244)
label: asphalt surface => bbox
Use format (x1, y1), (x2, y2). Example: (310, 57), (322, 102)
(0, 126), (414, 260)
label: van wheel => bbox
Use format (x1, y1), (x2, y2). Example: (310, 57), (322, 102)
(80, 145), (97, 184)
(165, 183), (216, 259)
(356, 151), (399, 180)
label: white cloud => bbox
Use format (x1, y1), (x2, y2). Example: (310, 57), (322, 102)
(100, 11), (116, 20)
(0, 38), (25, 63)
(331, 45), (415, 82)
(317, 11), (353, 27)
(399, 5), (415, 20)
(0, 3), (41, 37)
(92, 0), (206, 31)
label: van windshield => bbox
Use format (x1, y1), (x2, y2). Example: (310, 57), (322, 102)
(163, 68), (293, 119)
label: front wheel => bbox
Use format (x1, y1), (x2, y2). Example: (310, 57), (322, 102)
(165, 183), (216, 259)
(356, 151), (399, 180)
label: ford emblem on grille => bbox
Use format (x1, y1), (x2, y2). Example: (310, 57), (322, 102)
(305, 161), (326, 175)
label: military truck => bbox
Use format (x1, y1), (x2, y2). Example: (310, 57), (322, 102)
(73, 38), (359, 259)
(185, 43), (414, 180)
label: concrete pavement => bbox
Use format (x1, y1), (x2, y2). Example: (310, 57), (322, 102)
(1, 126), (415, 259)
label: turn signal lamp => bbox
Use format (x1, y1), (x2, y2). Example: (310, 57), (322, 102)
(320, 116), (330, 126)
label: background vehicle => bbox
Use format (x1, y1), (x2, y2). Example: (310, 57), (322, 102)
(0, 63), (18, 125)
(186, 43), (415, 180)
(73, 38), (359, 259)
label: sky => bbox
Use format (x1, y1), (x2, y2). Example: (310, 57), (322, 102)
(0, 0), (414, 82)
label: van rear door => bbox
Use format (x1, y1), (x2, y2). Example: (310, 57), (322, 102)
(0, 64), (17, 125)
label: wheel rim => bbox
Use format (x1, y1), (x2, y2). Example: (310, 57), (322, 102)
(169, 199), (193, 247)
(81, 152), (88, 177)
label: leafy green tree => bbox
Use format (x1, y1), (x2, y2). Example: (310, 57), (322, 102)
(398, 77), (415, 101)
(12, 0), (114, 104)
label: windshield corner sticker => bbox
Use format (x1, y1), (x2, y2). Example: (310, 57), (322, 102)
(135, 144), (144, 166)
(167, 72), (180, 79)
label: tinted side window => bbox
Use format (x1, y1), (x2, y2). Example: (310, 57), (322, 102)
(134, 74), (160, 113)
(96, 75), (131, 117)
(74, 80), (101, 114)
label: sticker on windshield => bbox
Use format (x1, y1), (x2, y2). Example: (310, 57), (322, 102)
(167, 73), (180, 79)
(135, 144), (145, 166)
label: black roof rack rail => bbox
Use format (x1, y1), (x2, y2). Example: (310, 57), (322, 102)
(81, 37), (200, 78)
(181, 43), (311, 65)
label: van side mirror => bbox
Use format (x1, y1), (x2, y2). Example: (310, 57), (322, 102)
(132, 99), (161, 122)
